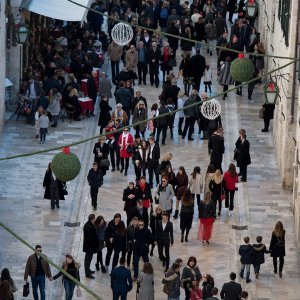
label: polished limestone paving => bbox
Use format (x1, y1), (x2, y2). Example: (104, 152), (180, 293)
(0, 50), (300, 300)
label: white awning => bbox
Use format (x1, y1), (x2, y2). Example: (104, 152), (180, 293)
(21, 0), (92, 22)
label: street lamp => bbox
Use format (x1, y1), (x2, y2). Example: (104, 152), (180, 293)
(246, 0), (258, 18)
(263, 81), (279, 104)
(16, 23), (29, 44)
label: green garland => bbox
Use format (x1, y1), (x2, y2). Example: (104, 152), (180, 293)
(0, 59), (295, 162)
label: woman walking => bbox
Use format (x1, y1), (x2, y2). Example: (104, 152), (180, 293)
(218, 56), (234, 100)
(198, 192), (215, 244)
(52, 254), (80, 300)
(237, 130), (251, 182)
(136, 176), (152, 210)
(93, 137), (110, 176)
(181, 257), (202, 300)
(95, 215), (108, 273)
(189, 166), (204, 216)
(150, 205), (163, 256)
(47, 88), (62, 127)
(118, 127), (134, 176)
(223, 163), (238, 216)
(0, 268), (17, 296)
(135, 140), (149, 180)
(209, 169), (224, 216)
(180, 188), (194, 243)
(173, 166), (188, 219)
(98, 95), (112, 133)
(269, 221), (286, 278)
(137, 262), (154, 300)
(160, 42), (173, 80)
(204, 164), (215, 194)
(123, 182), (138, 218)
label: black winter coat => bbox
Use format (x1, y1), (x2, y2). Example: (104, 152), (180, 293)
(269, 231), (285, 257)
(209, 180), (224, 201)
(93, 142), (110, 170)
(199, 201), (215, 218)
(98, 100), (112, 127)
(128, 207), (149, 227)
(209, 134), (225, 164)
(253, 243), (269, 265)
(150, 213), (162, 237)
(190, 54), (206, 79)
(239, 244), (255, 264)
(43, 170), (65, 200)
(123, 187), (138, 215)
(83, 221), (98, 253)
(133, 227), (153, 255)
(263, 103), (275, 120)
(105, 220), (126, 244)
(136, 182), (152, 202)
(238, 139), (251, 167)
(148, 48), (161, 74)
(87, 169), (103, 188)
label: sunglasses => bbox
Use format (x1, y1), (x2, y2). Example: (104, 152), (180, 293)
(36, 249), (42, 252)
(138, 224), (144, 227)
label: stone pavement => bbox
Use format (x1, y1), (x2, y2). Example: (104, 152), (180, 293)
(1, 46), (300, 300)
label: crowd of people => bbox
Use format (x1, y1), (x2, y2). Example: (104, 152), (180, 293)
(3, 0), (286, 299)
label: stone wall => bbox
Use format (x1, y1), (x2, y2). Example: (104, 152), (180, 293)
(0, 0), (7, 132)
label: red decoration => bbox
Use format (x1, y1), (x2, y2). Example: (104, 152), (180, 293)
(62, 147), (71, 155)
(249, 0), (255, 4)
(238, 53), (245, 59)
(268, 83), (275, 92)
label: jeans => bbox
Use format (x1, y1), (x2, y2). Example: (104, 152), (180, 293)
(168, 297), (180, 300)
(240, 264), (251, 280)
(273, 257), (284, 273)
(64, 280), (76, 300)
(84, 252), (94, 275)
(253, 264), (261, 274)
(31, 275), (46, 300)
(225, 190), (235, 211)
(90, 187), (99, 207)
(133, 252), (149, 278)
(156, 125), (167, 144)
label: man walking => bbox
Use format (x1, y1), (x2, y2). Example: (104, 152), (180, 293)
(148, 42), (161, 88)
(107, 41), (123, 82)
(190, 49), (206, 92)
(220, 272), (242, 300)
(87, 162), (103, 210)
(182, 93), (198, 141)
(24, 245), (52, 300)
(111, 257), (133, 300)
(147, 137), (160, 188)
(156, 101), (170, 145)
(83, 214), (98, 278)
(137, 41), (149, 85)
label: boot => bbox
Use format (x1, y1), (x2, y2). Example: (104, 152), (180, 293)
(101, 265), (107, 273)
(181, 234), (184, 243)
(173, 210), (179, 219)
(95, 263), (100, 271)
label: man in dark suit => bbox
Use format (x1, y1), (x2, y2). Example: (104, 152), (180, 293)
(111, 257), (132, 300)
(237, 131), (251, 182)
(137, 41), (149, 85)
(147, 136), (160, 188)
(155, 212), (174, 273)
(132, 219), (153, 280)
(190, 49), (206, 92)
(148, 42), (161, 88)
(83, 214), (98, 278)
(127, 199), (149, 227)
(207, 287), (220, 299)
(220, 272), (242, 300)
(208, 128), (225, 172)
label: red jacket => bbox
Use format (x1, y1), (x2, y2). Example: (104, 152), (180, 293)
(223, 171), (238, 191)
(118, 133), (134, 158)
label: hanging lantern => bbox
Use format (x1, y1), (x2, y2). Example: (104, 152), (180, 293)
(230, 54), (255, 83)
(51, 147), (81, 182)
(201, 98), (222, 120)
(111, 23), (134, 46)
(16, 23), (29, 44)
(263, 81), (279, 104)
(246, 0), (258, 18)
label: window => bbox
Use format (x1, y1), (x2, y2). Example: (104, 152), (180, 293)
(278, 0), (291, 46)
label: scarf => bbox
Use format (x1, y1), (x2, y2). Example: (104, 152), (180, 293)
(163, 47), (169, 63)
(139, 181), (146, 192)
(120, 132), (129, 148)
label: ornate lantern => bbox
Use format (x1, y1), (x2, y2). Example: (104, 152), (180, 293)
(51, 147), (81, 182)
(230, 53), (255, 83)
(111, 23), (133, 46)
(246, 0), (258, 18)
(16, 23), (29, 44)
(263, 81), (279, 104)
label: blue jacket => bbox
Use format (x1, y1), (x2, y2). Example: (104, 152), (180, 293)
(239, 244), (255, 264)
(111, 266), (132, 293)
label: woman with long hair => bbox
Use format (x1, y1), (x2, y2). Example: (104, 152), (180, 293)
(111, 222), (127, 270)
(223, 163), (238, 216)
(197, 191), (215, 244)
(136, 176), (152, 210)
(159, 152), (173, 175)
(163, 166), (176, 190)
(181, 257), (202, 300)
(0, 268), (17, 297)
(204, 164), (215, 194)
(150, 103), (159, 136)
(94, 215), (107, 273)
(98, 95), (112, 133)
(202, 274), (215, 299)
(137, 262), (154, 300)
(52, 254), (81, 300)
(0, 280), (13, 300)
(179, 53), (193, 95)
(189, 166), (204, 216)
(135, 140), (149, 180)
(269, 221), (285, 278)
(118, 127), (134, 176)
(180, 188), (194, 242)
(209, 169), (224, 216)
(173, 166), (188, 219)
(149, 205), (163, 256)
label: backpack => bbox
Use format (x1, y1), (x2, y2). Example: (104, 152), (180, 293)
(160, 8), (169, 19)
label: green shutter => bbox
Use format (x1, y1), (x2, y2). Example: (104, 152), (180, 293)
(278, 0), (291, 47)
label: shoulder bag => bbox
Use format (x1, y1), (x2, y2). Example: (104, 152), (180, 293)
(259, 107), (264, 119)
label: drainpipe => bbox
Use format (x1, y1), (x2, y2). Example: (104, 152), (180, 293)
(290, 1), (300, 123)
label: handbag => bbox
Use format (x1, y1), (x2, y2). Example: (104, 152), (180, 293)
(23, 282), (30, 297)
(127, 145), (135, 154)
(100, 158), (110, 168)
(163, 283), (169, 294)
(220, 182), (225, 201)
(190, 287), (202, 300)
(76, 286), (82, 297)
(259, 107), (264, 119)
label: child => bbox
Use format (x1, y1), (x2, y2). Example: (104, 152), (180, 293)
(239, 236), (255, 283)
(203, 65), (213, 93)
(38, 111), (49, 144)
(34, 106), (44, 138)
(253, 236), (269, 279)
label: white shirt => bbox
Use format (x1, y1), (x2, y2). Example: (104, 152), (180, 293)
(51, 171), (56, 181)
(149, 144), (154, 159)
(162, 221), (167, 231)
